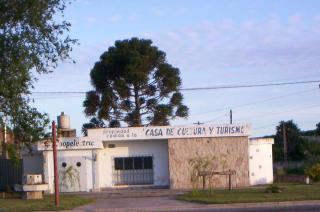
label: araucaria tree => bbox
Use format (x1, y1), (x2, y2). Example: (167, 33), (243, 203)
(83, 38), (189, 128)
(0, 0), (76, 145)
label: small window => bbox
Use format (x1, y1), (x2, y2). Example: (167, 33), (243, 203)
(249, 156), (253, 159)
(115, 158), (124, 170)
(108, 144), (115, 148)
(251, 172), (255, 176)
(256, 148), (259, 152)
(259, 165), (262, 169)
(62, 162), (67, 168)
(76, 162), (81, 167)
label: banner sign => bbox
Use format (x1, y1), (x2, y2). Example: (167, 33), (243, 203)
(88, 124), (251, 141)
(37, 137), (103, 151)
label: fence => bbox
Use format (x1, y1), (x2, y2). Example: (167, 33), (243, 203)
(0, 159), (23, 191)
(112, 169), (154, 185)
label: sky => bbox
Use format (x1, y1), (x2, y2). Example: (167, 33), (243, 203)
(32, 0), (320, 137)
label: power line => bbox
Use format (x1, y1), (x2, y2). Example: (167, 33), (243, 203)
(191, 88), (317, 117)
(204, 104), (320, 124)
(31, 79), (320, 95)
(180, 80), (320, 91)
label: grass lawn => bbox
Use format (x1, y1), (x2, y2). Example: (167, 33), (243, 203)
(0, 194), (94, 212)
(178, 184), (320, 204)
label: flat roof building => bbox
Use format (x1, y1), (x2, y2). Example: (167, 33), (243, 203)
(23, 123), (274, 193)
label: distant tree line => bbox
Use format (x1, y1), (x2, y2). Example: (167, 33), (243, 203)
(272, 120), (320, 162)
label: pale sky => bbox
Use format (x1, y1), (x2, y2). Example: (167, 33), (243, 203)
(32, 0), (320, 137)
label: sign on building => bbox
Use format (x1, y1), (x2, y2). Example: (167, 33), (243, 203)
(88, 124), (251, 141)
(37, 137), (103, 151)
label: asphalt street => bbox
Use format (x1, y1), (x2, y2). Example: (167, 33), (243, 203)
(74, 190), (320, 212)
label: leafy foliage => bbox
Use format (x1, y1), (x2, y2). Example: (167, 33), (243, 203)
(82, 117), (105, 136)
(83, 38), (188, 128)
(265, 184), (282, 193)
(316, 122), (320, 135)
(273, 120), (307, 161)
(305, 163), (320, 182)
(0, 0), (76, 144)
(59, 165), (80, 191)
(189, 157), (213, 185)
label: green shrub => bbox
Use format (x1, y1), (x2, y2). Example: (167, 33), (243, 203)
(285, 167), (305, 175)
(265, 184), (282, 193)
(275, 168), (286, 176)
(305, 163), (320, 182)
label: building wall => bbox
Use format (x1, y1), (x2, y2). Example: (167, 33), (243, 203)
(168, 137), (249, 189)
(43, 150), (94, 193)
(249, 138), (274, 185)
(97, 139), (169, 188)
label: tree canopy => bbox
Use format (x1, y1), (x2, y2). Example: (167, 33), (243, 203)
(0, 0), (76, 145)
(273, 120), (306, 161)
(316, 122), (320, 135)
(83, 38), (189, 128)
(82, 117), (105, 136)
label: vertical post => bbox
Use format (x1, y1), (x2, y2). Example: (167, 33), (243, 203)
(230, 109), (233, 124)
(283, 123), (288, 164)
(3, 121), (9, 159)
(202, 175), (206, 190)
(228, 169), (232, 190)
(52, 121), (59, 206)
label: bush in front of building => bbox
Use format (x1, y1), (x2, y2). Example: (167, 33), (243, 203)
(265, 184), (282, 193)
(305, 163), (320, 182)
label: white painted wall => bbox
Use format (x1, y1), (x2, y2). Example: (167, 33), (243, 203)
(43, 150), (94, 193)
(249, 138), (274, 185)
(97, 139), (169, 188)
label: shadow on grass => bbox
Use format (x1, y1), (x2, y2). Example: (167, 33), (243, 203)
(177, 184), (320, 204)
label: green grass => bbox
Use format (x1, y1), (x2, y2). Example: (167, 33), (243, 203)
(178, 184), (320, 204)
(0, 194), (94, 212)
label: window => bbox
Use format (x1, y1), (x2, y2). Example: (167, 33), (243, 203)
(108, 144), (115, 148)
(113, 156), (154, 185)
(114, 156), (153, 170)
(62, 162), (67, 168)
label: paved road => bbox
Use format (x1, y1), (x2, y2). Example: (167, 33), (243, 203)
(73, 189), (320, 212)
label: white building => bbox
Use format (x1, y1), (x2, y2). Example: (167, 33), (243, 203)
(23, 124), (274, 193)
(248, 138), (274, 185)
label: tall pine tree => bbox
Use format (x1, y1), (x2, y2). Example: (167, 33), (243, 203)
(83, 38), (188, 128)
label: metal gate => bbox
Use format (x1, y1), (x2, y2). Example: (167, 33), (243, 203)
(0, 159), (23, 191)
(112, 156), (153, 185)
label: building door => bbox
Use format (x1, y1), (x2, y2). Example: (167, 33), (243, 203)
(112, 156), (154, 185)
(58, 156), (88, 192)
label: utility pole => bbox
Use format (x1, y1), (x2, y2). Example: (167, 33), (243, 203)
(52, 121), (60, 206)
(282, 122), (288, 164)
(229, 109), (233, 124)
(193, 121), (204, 125)
(1, 115), (8, 159)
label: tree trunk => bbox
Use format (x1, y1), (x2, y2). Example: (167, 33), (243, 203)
(133, 87), (142, 126)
